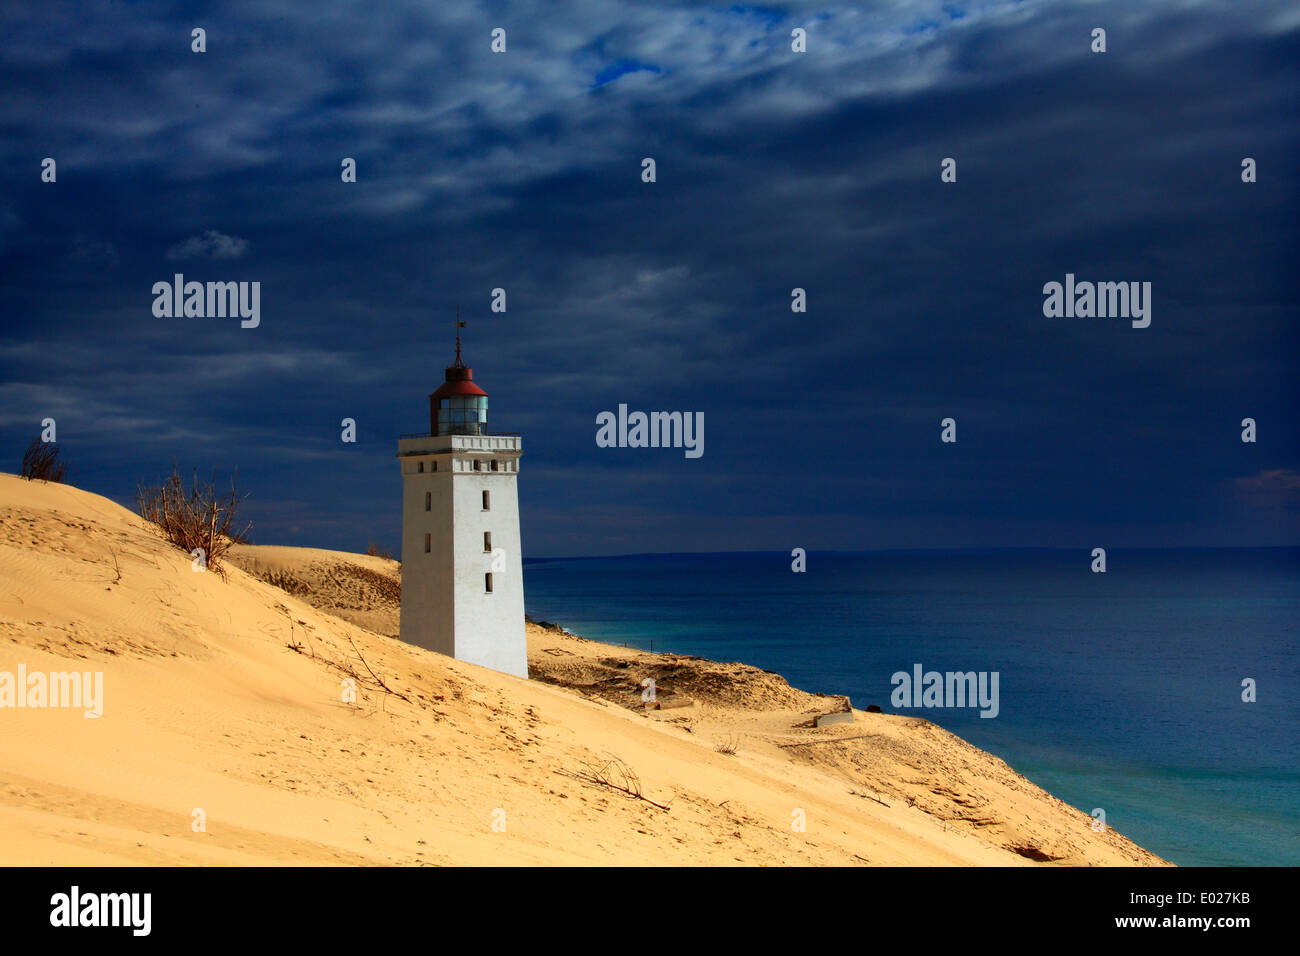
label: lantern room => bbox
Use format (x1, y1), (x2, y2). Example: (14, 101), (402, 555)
(429, 325), (488, 436)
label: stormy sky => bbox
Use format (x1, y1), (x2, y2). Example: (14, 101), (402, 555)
(1, 0), (1297, 556)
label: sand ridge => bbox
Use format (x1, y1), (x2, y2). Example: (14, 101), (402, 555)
(0, 474), (1167, 865)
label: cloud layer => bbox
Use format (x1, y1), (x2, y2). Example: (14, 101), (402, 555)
(0, 0), (1296, 553)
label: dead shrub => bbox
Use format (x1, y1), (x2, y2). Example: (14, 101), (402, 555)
(135, 465), (250, 578)
(20, 437), (68, 482)
(365, 540), (395, 560)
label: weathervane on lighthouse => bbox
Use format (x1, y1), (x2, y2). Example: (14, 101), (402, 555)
(396, 313), (527, 678)
(453, 306), (465, 366)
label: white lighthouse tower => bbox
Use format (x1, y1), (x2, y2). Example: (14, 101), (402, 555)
(397, 320), (527, 678)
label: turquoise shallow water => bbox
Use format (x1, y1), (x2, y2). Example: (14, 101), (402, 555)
(522, 548), (1300, 866)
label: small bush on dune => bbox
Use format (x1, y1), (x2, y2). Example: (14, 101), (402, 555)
(20, 437), (68, 482)
(135, 465), (250, 578)
(365, 540), (395, 560)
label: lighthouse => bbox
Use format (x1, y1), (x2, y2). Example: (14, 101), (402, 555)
(397, 321), (527, 678)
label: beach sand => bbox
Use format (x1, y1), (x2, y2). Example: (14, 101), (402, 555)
(0, 473), (1167, 865)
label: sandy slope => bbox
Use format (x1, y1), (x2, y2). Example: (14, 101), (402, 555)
(0, 474), (1166, 866)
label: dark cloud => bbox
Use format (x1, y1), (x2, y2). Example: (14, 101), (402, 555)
(0, 0), (1296, 554)
(165, 230), (250, 260)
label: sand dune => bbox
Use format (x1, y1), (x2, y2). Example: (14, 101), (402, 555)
(0, 474), (1166, 865)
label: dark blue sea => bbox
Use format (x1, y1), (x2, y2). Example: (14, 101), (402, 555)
(523, 548), (1300, 866)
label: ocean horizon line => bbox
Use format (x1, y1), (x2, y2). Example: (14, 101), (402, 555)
(524, 544), (1300, 563)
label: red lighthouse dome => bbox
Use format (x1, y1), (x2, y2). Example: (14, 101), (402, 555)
(430, 320), (488, 436)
